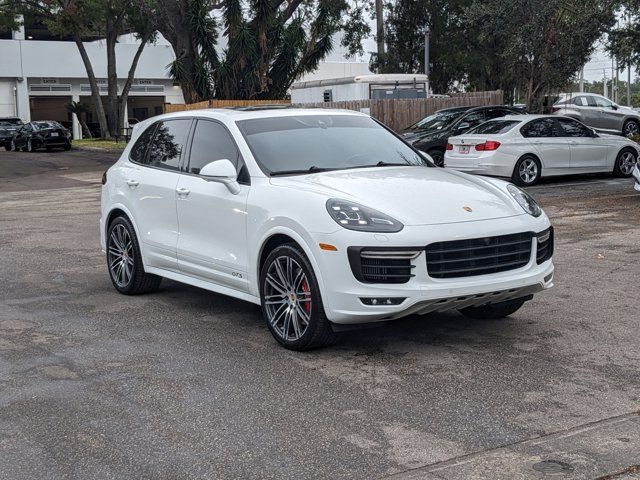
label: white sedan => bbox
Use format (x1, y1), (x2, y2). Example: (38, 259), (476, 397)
(101, 108), (554, 350)
(445, 115), (640, 186)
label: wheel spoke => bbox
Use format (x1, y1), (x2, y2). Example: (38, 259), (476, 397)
(290, 309), (302, 338)
(273, 258), (289, 289)
(266, 273), (287, 294)
(295, 304), (310, 325)
(282, 309), (292, 339)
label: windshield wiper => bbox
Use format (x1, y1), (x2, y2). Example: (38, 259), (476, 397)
(270, 166), (336, 176)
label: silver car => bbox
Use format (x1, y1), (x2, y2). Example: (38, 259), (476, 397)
(553, 93), (640, 137)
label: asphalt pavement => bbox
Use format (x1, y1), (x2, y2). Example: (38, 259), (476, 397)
(1, 148), (639, 480)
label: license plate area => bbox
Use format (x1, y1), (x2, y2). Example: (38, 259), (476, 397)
(458, 145), (470, 154)
(50, 132), (59, 137)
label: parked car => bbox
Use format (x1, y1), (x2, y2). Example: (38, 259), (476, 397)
(101, 108), (554, 350)
(0, 117), (23, 150)
(444, 115), (639, 186)
(552, 93), (640, 137)
(11, 121), (72, 152)
(633, 163), (640, 192)
(402, 105), (524, 166)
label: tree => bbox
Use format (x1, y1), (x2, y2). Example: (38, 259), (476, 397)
(372, 0), (473, 94)
(138, 0), (369, 102)
(65, 101), (93, 137)
(464, 0), (618, 111)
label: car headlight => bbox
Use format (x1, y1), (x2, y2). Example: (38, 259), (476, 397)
(326, 199), (403, 232)
(507, 184), (542, 217)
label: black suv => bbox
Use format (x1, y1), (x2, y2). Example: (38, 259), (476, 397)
(402, 105), (524, 166)
(0, 117), (24, 151)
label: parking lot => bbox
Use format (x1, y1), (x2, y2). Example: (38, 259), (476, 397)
(1, 148), (639, 479)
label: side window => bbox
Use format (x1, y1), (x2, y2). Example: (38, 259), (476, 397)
(557, 118), (591, 137)
(594, 97), (613, 109)
(521, 118), (556, 138)
(129, 124), (157, 164)
(460, 111), (486, 128)
(147, 119), (191, 171)
(188, 120), (249, 184)
(572, 96), (589, 107)
(585, 96), (598, 107)
(484, 109), (509, 121)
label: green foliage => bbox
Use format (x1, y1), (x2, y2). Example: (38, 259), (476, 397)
(152, 0), (368, 101)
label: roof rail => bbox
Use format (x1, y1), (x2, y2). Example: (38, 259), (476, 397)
(227, 104), (294, 111)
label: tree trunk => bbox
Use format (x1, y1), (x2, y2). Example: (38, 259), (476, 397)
(106, 17), (120, 139)
(118, 32), (151, 133)
(74, 35), (111, 139)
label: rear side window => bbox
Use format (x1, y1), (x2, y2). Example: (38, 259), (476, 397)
(572, 96), (589, 106)
(468, 120), (520, 134)
(521, 118), (556, 138)
(129, 124), (157, 164)
(146, 119), (192, 171)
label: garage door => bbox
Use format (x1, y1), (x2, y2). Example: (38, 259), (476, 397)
(0, 80), (16, 117)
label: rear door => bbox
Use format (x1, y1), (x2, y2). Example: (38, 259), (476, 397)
(175, 119), (250, 292)
(556, 117), (608, 170)
(124, 119), (192, 271)
(521, 118), (571, 172)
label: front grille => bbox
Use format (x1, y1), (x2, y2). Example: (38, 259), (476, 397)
(536, 227), (554, 264)
(348, 248), (420, 284)
(426, 232), (533, 279)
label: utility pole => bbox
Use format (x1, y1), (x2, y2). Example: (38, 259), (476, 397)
(375, 0), (384, 70)
(579, 67), (584, 93)
(603, 69), (608, 98)
(424, 25), (430, 98)
(628, 12), (633, 107)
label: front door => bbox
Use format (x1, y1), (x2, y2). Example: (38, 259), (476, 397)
(176, 119), (250, 292)
(124, 118), (192, 270)
(521, 118), (571, 172)
(556, 117), (608, 170)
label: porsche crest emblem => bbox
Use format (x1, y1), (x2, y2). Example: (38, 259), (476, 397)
(463, 206), (473, 212)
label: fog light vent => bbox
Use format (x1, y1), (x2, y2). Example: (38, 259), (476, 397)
(360, 297), (406, 306)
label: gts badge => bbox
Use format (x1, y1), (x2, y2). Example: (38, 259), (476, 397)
(232, 272), (243, 279)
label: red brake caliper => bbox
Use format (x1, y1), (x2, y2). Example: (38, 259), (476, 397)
(301, 278), (311, 315)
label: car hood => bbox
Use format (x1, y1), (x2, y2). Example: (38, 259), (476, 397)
(270, 167), (524, 226)
(401, 129), (446, 144)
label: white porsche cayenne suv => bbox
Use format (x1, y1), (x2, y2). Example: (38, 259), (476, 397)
(101, 108), (554, 350)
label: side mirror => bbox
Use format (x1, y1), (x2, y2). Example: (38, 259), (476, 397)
(591, 128), (599, 137)
(456, 122), (471, 132)
(199, 159), (240, 194)
(612, 104), (619, 111)
(419, 150), (434, 163)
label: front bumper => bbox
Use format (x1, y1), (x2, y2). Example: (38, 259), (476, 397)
(310, 215), (554, 324)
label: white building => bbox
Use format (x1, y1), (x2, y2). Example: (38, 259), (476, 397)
(0, 23), (184, 138)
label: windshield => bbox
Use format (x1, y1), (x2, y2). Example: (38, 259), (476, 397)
(407, 110), (465, 131)
(33, 121), (62, 131)
(0, 119), (22, 127)
(237, 115), (427, 175)
(468, 120), (520, 134)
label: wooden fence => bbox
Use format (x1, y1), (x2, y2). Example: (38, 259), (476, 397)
(165, 99), (291, 113)
(296, 90), (504, 131)
(163, 91), (502, 132)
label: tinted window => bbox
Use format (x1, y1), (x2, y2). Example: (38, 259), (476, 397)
(459, 111), (486, 129)
(188, 120), (239, 174)
(572, 96), (589, 106)
(408, 110), (465, 131)
(147, 119), (191, 171)
(521, 119), (556, 138)
(557, 118), (592, 137)
(238, 115), (426, 174)
(129, 124), (157, 164)
(484, 109), (514, 121)
(33, 121), (62, 130)
(594, 97), (613, 108)
(468, 120), (520, 134)
(585, 96), (598, 107)
(0, 118), (22, 126)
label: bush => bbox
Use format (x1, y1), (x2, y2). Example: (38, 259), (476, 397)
(629, 135), (640, 145)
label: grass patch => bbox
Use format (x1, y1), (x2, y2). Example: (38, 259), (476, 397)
(73, 138), (128, 152)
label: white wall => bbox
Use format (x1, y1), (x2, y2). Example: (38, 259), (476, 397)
(291, 82), (369, 103)
(296, 61), (372, 84)
(0, 80), (16, 116)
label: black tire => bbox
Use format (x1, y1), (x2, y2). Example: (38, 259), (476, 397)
(63, 143), (71, 151)
(46, 146), (52, 151)
(511, 155), (541, 186)
(459, 298), (527, 320)
(260, 244), (338, 351)
(613, 147), (637, 178)
(106, 216), (162, 295)
(3, 143), (10, 151)
(623, 120), (640, 138)
(427, 148), (445, 167)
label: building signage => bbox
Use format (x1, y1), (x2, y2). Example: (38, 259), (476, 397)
(42, 78), (58, 84)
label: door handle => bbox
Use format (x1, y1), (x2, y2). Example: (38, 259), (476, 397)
(126, 179), (139, 187)
(176, 187), (190, 196)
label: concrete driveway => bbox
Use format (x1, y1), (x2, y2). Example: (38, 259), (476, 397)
(1, 148), (639, 479)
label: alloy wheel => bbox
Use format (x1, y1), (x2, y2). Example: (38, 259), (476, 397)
(431, 152), (444, 167)
(619, 151), (637, 175)
(10, 139), (15, 151)
(624, 122), (639, 137)
(263, 255), (312, 342)
(519, 158), (538, 184)
(107, 224), (134, 288)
